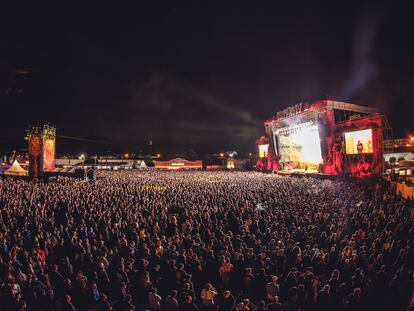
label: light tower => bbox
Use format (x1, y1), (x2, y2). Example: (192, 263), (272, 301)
(26, 125), (56, 178)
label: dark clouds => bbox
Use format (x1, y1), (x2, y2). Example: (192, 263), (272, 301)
(1, 2), (413, 154)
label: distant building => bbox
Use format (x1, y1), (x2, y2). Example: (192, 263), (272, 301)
(55, 159), (84, 167)
(384, 137), (414, 152)
(154, 158), (202, 170)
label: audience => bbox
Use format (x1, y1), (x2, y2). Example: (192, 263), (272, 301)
(0, 170), (413, 311)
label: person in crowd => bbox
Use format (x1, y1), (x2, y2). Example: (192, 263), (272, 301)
(200, 283), (217, 310)
(218, 290), (234, 311)
(182, 295), (198, 311)
(148, 287), (162, 311)
(265, 276), (279, 302)
(62, 294), (77, 311)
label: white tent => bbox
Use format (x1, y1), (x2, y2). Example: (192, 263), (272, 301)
(384, 152), (414, 162)
(4, 160), (28, 176)
(138, 160), (148, 169)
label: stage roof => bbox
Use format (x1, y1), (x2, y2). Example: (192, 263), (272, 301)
(271, 99), (378, 122)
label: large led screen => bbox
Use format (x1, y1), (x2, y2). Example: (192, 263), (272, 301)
(278, 123), (322, 164)
(345, 129), (373, 154)
(42, 126), (56, 172)
(258, 144), (269, 158)
(43, 138), (56, 172)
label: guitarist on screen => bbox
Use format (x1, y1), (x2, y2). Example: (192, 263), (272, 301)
(357, 140), (364, 153)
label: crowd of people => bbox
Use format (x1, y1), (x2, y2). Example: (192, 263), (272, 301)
(0, 170), (413, 311)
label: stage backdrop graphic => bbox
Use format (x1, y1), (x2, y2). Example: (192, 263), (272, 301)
(28, 133), (42, 178)
(42, 126), (56, 172)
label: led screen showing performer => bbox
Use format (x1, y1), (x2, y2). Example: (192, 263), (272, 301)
(258, 144), (269, 158)
(278, 123), (322, 165)
(345, 129), (373, 154)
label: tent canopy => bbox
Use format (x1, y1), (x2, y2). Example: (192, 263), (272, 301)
(4, 160), (28, 176)
(138, 160), (148, 169)
(384, 152), (414, 162)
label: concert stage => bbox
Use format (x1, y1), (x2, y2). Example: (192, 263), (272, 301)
(257, 99), (391, 177)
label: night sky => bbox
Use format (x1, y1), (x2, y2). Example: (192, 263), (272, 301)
(1, 2), (413, 155)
